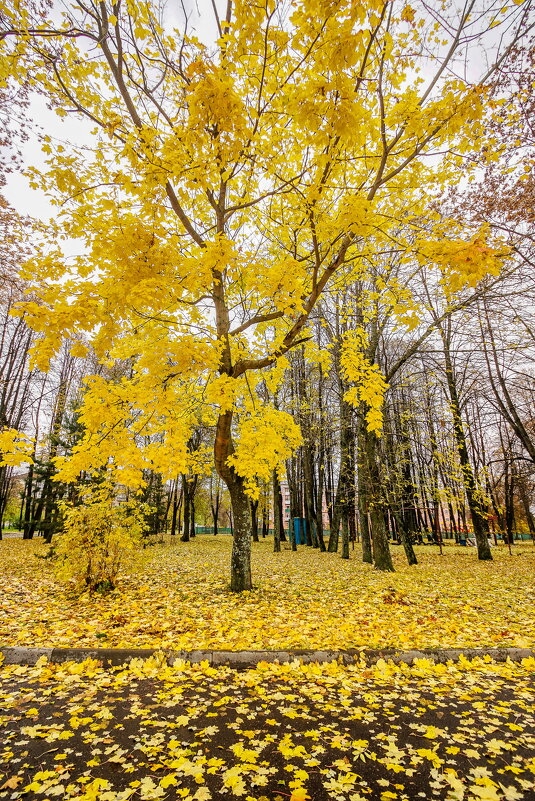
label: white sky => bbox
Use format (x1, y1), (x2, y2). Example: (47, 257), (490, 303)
(4, 95), (93, 219)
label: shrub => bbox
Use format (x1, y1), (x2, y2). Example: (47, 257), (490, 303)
(56, 489), (149, 593)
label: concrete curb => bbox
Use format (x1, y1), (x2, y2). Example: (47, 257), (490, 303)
(1, 646), (534, 668)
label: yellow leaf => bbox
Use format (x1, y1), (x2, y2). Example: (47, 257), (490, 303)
(290, 789), (310, 801)
(160, 775), (178, 789)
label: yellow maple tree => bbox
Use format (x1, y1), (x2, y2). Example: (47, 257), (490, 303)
(0, 0), (527, 588)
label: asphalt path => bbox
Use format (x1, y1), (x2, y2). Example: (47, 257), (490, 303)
(1, 655), (534, 801)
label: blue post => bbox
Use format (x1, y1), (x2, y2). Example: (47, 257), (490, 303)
(292, 517), (306, 545)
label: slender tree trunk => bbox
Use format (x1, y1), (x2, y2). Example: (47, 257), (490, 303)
(170, 480), (181, 536)
(341, 515), (349, 559)
(440, 322), (492, 561)
(448, 501), (458, 538)
(392, 510), (418, 565)
(439, 503), (448, 539)
(309, 468), (325, 548)
(0, 466), (10, 538)
(210, 483), (220, 535)
(504, 455), (515, 545)
(357, 439), (373, 563)
(324, 444), (335, 531)
(22, 464), (35, 540)
(459, 503), (468, 536)
(190, 496), (196, 538)
(517, 475), (535, 543)
(295, 349), (319, 549)
(181, 475), (190, 542)
(328, 479), (341, 553)
(288, 511), (297, 551)
(262, 501), (268, 538)
(302, 446), (317, 547)
(18, 487), (25, 531)
(388, 395), (418, 565)
(210, 475), (220, 535)
(331, 391), (355, 557)
(315, 361), (327, 551)
(251, 498), (259, 543)
(273, 471), (282, 553)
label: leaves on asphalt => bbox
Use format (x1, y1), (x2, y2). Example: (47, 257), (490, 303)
(0, 655), (534, 801)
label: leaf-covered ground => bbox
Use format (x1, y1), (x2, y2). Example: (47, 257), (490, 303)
(1, 537), (534, 651)
(1, 655), (534, 801)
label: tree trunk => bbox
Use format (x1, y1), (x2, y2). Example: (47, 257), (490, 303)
(330, 392), (355, 556)
(400, 497), (418, 564)
(392, 510), (418, 565)
(295, 349), (320, 549)
(227, 474), (252, 591)
(22, 463), (35, 540)
(302, 446), (317, 547)
(440, 321), (492, 561)
(387, 395), (418, 565)
(504, 456), (515, 545)
(181, 475), (190, 542)
(251, 498), (259, 543)
(273, 471), (282, 553)
(517, 474), (535, 543)
(341, 515), (349, 559)
(215, 410), (252, 592)
(315, 361), (327, 551)
(324, 444), (335, 531)
(262, 502), (268, 538)
(190, 496), (196, 538)
(288, 513), (297, 551)
(361, 420), (394, 571)
(357, 448), (373, 564)
(170, 480), (181, 536)
(327, 479), (341, 553)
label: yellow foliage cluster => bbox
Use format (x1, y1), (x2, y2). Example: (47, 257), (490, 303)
(227, 409), (302, 499)
(340, 329), (389, 433)
(420, 235), (510, 293)
(0, 428), (34, 467)
(205, 374), (238, 414)
(55, 488), (149, 594)
(53, 369), (204, 488)
(186, 61), (249, 162)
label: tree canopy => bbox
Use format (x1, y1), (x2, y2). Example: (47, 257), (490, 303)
(0, 0), (531, 588)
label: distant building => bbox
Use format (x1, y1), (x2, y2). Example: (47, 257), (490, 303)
(279, 478), (330, 531)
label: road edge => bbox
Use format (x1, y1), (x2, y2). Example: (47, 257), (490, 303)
(1, 646), (534, 668)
